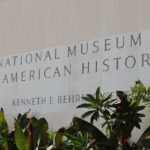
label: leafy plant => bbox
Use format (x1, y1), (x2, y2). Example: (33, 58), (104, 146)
(0, 81), (150, 150)
(129, 80), (150, 107)
(77, 87), (115, 125)
(0, 109), (51, 150)
(77, 83), (150, 150)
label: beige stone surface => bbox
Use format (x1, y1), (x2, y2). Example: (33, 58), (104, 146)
(101, 0), (138, 36)
(138, 0), (150, 29)
(0, 0), (150, 56)
(0, 0), (102, 56)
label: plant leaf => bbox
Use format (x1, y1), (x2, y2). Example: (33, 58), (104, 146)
(72, 117), (108, 144)
(15, 121), (25, 150)
(137, 126), (150, 149)
(77, 103), (92, 109)
(96, 87), (100, 100)
(82, 110), (95, 118)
